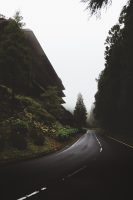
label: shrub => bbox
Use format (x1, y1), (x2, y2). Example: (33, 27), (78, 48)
(57, 128), (71, 142)
(16, 95), (55, 124)
(0, 135), (5, 150)
(0, 85), (11, 100)
(11, 132), (27, 150)
(16, 96), (39, 108)
(11, 119), (29, 137)
(77, 128), (87, 134)
(33, 133), (45, 146)
(56, 127), (80, 142)
(30, 128), (45, 146)
(58, 133), (69, 142)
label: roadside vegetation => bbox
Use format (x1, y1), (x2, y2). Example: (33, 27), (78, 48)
(0, 13), (87, 164)
(82, 0), (133, 146)
(90, 1), (133, 145)
(0, 85), (84, 163)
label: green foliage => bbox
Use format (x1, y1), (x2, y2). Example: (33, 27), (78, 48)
(10, 132), (27, 150)
(32, 131), (45, 146)
(17, 95), (55, 123)
(59, 107), (74, 126)
(57, 131), (70, 141)
(0, 135), (5, 150)
(45, 121), (79, 141)
(0, 85), (13, 120)
(57, 128), (78, 142)
(41, 86), (63, 119)
(94, 1), (133, 131)
(0, 88), (56, 150)
(74, 93), (87, 128)
(17, 95), (39, 107)
(11, 119), (29, 137)
(0, 16), (32, 98)
(0, 12), (80, 159)
(78, 127), (87, 134)
(13, 11), (25, 28)
(0, 85), (11, 99)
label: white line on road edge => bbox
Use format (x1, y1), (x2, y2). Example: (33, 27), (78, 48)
(107, 136), (133, 149)
(95, 134), (103, 153)
(67, 165), (87, 178)
(17, 187), (47, 200)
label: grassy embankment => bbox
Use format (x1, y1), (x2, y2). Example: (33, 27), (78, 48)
(0, 85), (84, 164)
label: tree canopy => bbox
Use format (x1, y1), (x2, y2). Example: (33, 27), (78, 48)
(13, 10), (25, 28)
(0, 13), (32, 98)
(41, 86), (63, 119)
(94, 1), (133, 131)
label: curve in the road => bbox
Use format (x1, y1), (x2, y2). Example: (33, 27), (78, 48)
(0, 130), (102, 199)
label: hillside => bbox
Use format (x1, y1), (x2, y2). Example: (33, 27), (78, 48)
(0, 85), (80, 163)
(0, 14), (85, 163)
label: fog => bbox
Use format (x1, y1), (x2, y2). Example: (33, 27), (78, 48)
(0, 0), (128, 111)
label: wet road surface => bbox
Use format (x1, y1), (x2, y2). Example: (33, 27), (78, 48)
(0, 130), (133, 200)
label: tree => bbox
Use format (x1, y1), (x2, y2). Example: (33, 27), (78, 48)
(60, 107), (74, 126)
(82, 0), (133, 16)
(0, 16), (32, 99)
(41, 86), (63, 119)
(74, 93), (87, 128)
(82, 0), (133, 132)
(94, 1), (133, 131)
(87, 104), (98, 127)
(13, 11), (25, 28)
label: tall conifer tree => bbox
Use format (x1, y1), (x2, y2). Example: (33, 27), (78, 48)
(74, 93), (87, 128)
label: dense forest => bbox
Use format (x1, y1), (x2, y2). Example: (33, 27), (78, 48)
(94, 0), (133, 132)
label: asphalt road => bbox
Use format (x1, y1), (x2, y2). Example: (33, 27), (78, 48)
(0, 130), (133, 200)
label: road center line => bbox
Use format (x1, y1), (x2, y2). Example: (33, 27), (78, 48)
(26, 191), (39, 198)
(67, 165), (87, 178)
(95, 134), (103, 153)
(17, 197), (27, 200)
(41, 187), (47, 191)
(17, 187), (47, 200)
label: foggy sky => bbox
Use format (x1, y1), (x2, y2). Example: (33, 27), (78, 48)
(1, 0), (128, 112)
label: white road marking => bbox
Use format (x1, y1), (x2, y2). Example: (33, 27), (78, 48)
(41, 187), (47, 191)
(26, 191), (39, 198)
(100, 147), (103, 152)
(108, 136), (133, 149)
(17, 187), (47, 200)
(95, 134), (103, 153)
(67, 165), (87, 178)
(17, 197), (27, 200)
